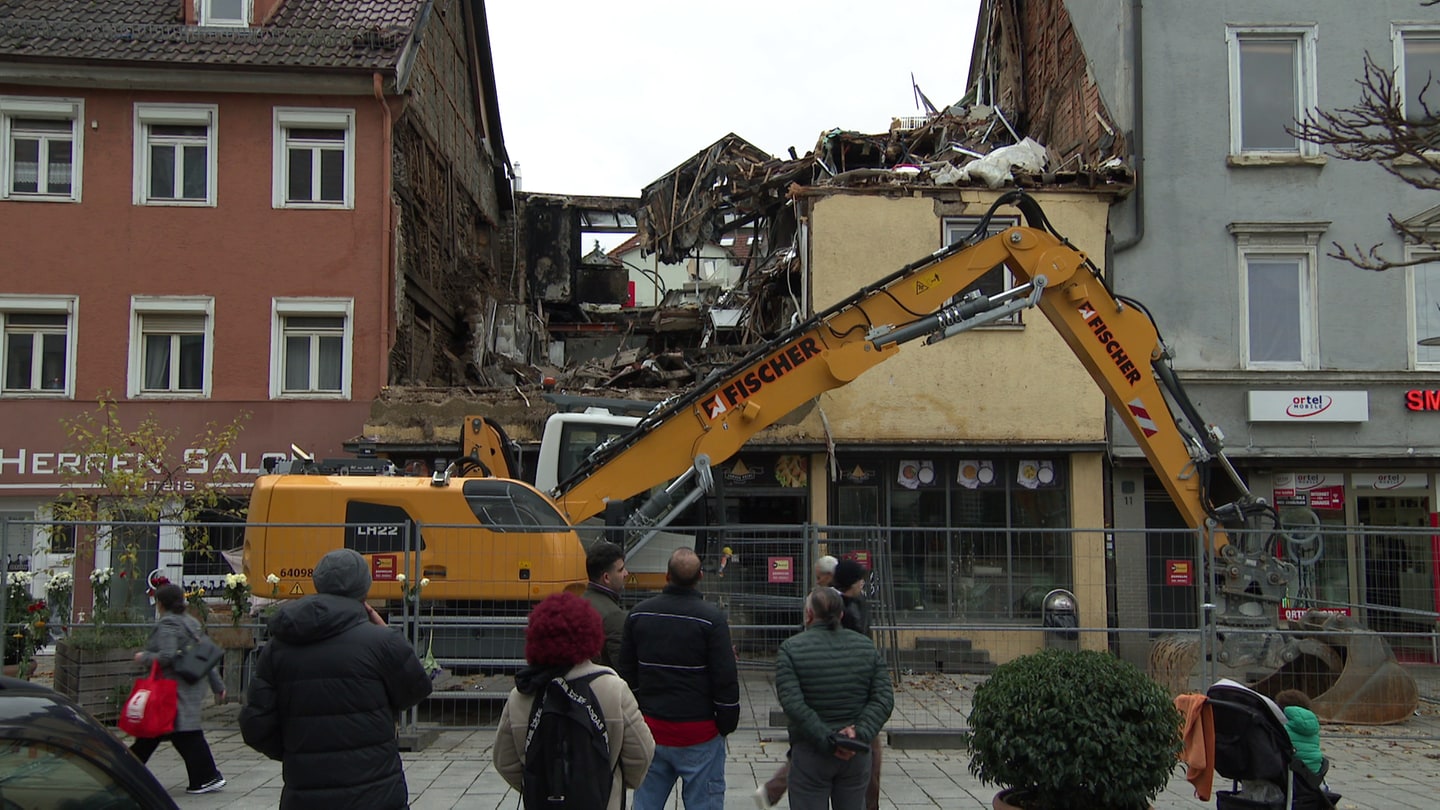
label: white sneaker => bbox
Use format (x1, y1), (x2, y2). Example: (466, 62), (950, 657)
(186, 777), (226, 794)
(753, 784), (777, 809)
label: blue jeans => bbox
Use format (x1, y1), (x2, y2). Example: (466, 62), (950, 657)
(632, 734), (726, 810)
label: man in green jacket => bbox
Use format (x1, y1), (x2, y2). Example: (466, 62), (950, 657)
(775, 588), (894, 810)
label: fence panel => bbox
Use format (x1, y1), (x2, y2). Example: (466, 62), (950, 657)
(3, 518), (1432, 739)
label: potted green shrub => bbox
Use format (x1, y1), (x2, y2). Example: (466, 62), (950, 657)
(963, 648), (1181, 810)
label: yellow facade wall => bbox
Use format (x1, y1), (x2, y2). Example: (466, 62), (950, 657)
(805, 189), (1110, 444)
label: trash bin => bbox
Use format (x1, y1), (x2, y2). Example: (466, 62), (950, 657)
(1042, 588), (1079, 649)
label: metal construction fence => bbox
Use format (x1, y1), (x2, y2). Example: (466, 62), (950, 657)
(5, 518), (1438, 738)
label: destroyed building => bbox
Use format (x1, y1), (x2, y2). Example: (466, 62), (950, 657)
(365, 105), (1133, 453)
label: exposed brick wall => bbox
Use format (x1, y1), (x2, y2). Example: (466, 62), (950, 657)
(387, 0), (510, 387)
(987, 0), (1124, 165)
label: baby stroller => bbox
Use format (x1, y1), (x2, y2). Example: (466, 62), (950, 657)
(1206, 679), (1341, 810)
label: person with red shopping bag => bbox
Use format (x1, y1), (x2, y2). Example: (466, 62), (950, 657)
(128, 583), (227, 795)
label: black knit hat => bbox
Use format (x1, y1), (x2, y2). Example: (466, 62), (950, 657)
(833, 559), (866, 591)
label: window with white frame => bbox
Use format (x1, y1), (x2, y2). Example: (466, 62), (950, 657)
(134, 104), (217, 206)
(1395, 25), (1440, 143)
(1410, 251), (1440, 369)
(1226, 26), (1318, 156)
(1, 296), (76, 397)
(129, 297), (213, 397)
(943, 215), (1022, 325)
(199, 0), (250, 27)
(1, 97), (83, 201)
(271, 298), (352, 398)
(273, 108), (354, 209)
(1230, 223), (1326, 369)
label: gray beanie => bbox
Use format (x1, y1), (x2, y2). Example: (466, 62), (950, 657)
(313, 548), (372, 600)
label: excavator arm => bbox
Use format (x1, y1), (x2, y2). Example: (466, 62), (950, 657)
(552, 190), (1417, 724)
(553, 192), (1250, 538)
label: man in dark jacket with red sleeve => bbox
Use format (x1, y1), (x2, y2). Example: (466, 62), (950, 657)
(239, 548), (432, 809)
(619, 547), (739, 810)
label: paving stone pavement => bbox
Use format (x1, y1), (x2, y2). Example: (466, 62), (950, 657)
(127, 668), (1439, 809)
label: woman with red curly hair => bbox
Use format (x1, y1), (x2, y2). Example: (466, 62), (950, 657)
(493, 592), (654, 809)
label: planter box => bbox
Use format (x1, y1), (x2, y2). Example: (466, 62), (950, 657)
(205, 623), (256, 697)
(53, 641), (137, 724)
(207, 626), (255, 650)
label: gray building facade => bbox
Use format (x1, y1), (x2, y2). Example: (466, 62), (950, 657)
(976, 0), (1440, 657)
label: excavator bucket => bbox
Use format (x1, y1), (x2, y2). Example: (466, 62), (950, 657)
(1248, 612), (1419, 725)
(1148, 612), (1419, 725)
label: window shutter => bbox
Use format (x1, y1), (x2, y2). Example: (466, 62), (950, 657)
(141, 313), (205, 333)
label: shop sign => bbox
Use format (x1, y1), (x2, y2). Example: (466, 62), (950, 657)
(1280, 606), (1351, 622)
(841, 550), (872, 570)
(956, 459), (997, 490)
(767, 557), (795, 584)
(724, 458), (764, 485)
(841, 464), (879, 484)
(896, 459), (937, 490)
(1352, 472), (1429, 490)
(1247, 391), (1369, 422)
(1405, 390), (1440, 411)
(0, 446), (292, 490)
(1273, 473), (1344, 510)
(1165, 559), (1193, 586)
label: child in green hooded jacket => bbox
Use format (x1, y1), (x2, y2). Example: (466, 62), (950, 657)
(1274, 689), (1325, 775)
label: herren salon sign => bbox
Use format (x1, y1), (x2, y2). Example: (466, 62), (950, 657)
(0, 447), (289, 489)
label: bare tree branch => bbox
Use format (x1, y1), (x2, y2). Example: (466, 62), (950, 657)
(1291, 50), (1440, 271)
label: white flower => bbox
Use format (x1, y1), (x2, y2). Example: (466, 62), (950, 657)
(396, 574), (407, 583)
(89, 567), (113, 585)
(234, 573), (248, 587)
(419, 578), (430, 588)
(7, 571), (33, 587)
(266, 573), (281, 585)
(46, 571), (74, 592)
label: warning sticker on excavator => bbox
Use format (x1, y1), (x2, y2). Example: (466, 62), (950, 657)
(289, 583), (304, 595)
(913, 272), (940, 295)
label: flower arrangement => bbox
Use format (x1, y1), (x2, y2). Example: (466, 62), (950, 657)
(144, 573), (171, 599)
(397, 573), (430, 603)
(5, 572), (47, 670)
(265, 572), (281, 598)
(44, 571), (72, 635)
(221, 573), (251, 625)
(88, 567), (113, 626)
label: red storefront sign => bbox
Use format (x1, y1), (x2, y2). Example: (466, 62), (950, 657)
(1279, 606), (1351, 622)
(768, 557), (795, 584)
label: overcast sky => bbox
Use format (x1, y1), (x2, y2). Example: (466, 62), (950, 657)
(486, 1), (983, 198)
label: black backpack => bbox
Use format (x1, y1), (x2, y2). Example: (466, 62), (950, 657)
(522, 671), (612, 809)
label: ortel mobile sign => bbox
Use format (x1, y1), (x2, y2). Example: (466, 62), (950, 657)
(1246, 391), (1369, 423)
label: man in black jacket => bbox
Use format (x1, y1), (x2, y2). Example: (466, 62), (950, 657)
(239, 548), (432, 810)
(619, 547), (739, 810)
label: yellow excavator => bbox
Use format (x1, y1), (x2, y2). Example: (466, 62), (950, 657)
(243, 191), (1418, 723)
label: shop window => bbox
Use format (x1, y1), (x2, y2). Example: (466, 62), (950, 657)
(949, 458), (1071, 621)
